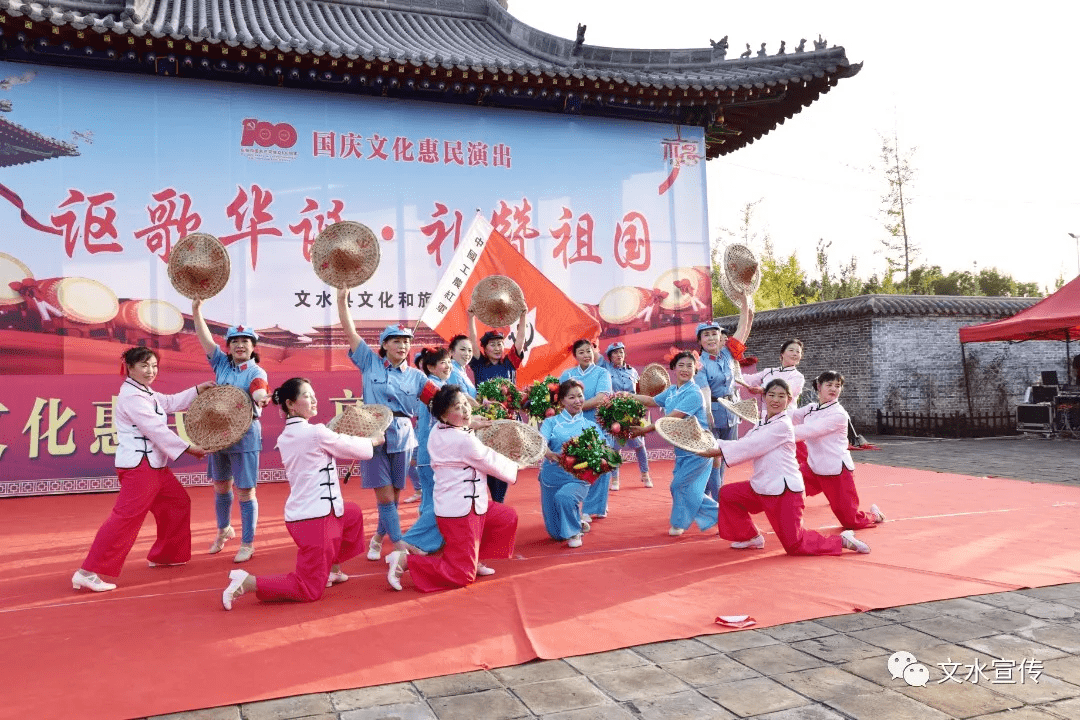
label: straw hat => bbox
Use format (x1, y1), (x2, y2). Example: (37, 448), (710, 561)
(168, 234), (230, 300)
(718, 397), (760, 424)
(718, 267), (742, 306)
(327, 404), (393, 440)
(310, 221), (380, 289)
(476, 420), (546, 468)
(184, 385), (253, 453)
(723, 243), (761, 295)
(469, 275), (527, 328)
(638, 363), (670, 397)
(654, 416), (716, 454)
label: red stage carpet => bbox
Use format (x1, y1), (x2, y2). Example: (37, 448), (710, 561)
(3, 461), (1079, 720)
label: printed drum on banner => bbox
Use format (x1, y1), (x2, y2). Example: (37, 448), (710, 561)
(0, 61), (711, 495)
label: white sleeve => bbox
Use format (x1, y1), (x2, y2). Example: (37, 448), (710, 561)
(315, 425), (375, 461)
(718, 421), (792, 467)
(793, 409), (846, 442)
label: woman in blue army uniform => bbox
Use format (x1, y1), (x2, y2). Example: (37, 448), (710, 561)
(597, 341), (652, 490)
(559, 340), (613, 522)
(192, 299), (269, 563)
(694, 293), (753, 500)
(336, 288), (440, 561)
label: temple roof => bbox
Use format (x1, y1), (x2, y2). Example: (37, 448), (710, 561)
(0, 0), (861, 156)
(0, 115), (79, 167)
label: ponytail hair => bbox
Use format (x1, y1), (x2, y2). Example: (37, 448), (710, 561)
(415, 346), (450, 375)
(271, 377), (310, 410)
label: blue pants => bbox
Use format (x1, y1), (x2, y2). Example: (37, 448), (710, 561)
(706, 425), (739, 500)
(402, 465), (444, 553)
(582, 473), (610, 516)
(670, 451), (719, 531)
(539, 462), (590, 540)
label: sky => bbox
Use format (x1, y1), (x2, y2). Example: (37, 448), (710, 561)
(512, 1), (1080, 293)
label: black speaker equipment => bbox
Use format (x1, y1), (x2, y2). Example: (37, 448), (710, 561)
(1041, 371), (1060, 386)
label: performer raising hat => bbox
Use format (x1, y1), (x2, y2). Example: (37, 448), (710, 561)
(387, 384), (519, 591)
(73, 347), (212, 592)
(336, 288), (440, 561)
(560, 339), (613, 523)
(694, 290), (754, 501)
(697, 379), (871, 557)
(597, 341), (653, 489)
(466, 307), (528, 503)
(192, 299), (269, 563)
(222, 378), (381, 609)
(793, 371), (885, 530)
(628, 352), (719, 537)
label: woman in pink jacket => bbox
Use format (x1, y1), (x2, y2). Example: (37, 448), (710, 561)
(793, 371), (884, 530)
(387, 384), (519, 592)
(73, 347), (211, 592)
(697, 378), (871, 556)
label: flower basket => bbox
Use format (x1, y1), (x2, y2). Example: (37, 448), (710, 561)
(474, 401), (510, 421)
(522, 375), (560, 422)
(476, 378), (523, 411)
(595, 395), (648, 446)
(559, 426), (622, 483)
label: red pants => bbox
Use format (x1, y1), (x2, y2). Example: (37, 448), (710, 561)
(408, 502), (518, 592)
(718, 481), (842, 556)
(795, 440), (808, 465)
(801, 464), (878, 530)
(256, 503), (365, 603)
(82, 461), (192, 577)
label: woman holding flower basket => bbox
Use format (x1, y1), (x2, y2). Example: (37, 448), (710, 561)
(560, 340), (614, 521)
(629, 352), (719, 536)
(539, 380), (617, 548)
(598, 342), (652, 490)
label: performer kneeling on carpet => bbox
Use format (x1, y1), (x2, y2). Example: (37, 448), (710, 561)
(222, 378), (381, 609)
(697, 379), (871, 556)
(73, 347), (211, 592)
(628, 352), (719, 537)
(560, 339), (613, 523)
(539, 379), (604, 548)
(337, 288), (440, 562)
(192, 299), (269, 563)
(387, 385), (519, 592)
(793, 371), (885, 530)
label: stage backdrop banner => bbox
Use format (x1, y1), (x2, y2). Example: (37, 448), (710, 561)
(0, 60), (711, 494)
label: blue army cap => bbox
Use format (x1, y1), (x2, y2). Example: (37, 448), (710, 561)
(379, 323), (414, 344)
(225, 325), (258, 343)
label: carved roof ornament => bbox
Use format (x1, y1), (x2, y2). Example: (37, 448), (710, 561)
(740, 43), (753, 58)
(757, 43), (768, 57)
(710, 36), (728, 60)
(815, 34), (828, 50)
(796, 38), (807, 53)
(777, 40), (786, 55)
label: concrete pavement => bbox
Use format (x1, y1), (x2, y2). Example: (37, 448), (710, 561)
(149, 435), (1080, 720)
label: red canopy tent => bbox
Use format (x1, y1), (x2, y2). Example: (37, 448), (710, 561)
(958, 275), (1080, 413)
(959, 274), (1080, 344)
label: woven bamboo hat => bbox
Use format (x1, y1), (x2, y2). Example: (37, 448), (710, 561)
(723, 243), (761, 296)
(168, 233), (230, 300)
(476, 419), (545, 468)
(654, 416), (716, 454)
(184, 385), (253, 453)
(327, 403), (393, 440)
(638, 363), (671, 397)
(718, 397), (760, 424)
(469, 275), (527, 328)
(310, 221), (380, 289)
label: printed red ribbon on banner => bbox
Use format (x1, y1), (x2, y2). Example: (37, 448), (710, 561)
(0, 182), (62, 236)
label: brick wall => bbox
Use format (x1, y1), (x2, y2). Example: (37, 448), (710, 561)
(719, 299), (1071, 429)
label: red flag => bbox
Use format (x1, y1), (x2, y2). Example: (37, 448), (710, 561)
(420, 216), (600, 386)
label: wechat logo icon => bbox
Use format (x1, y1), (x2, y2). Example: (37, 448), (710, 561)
(889, 651), (930, 687)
